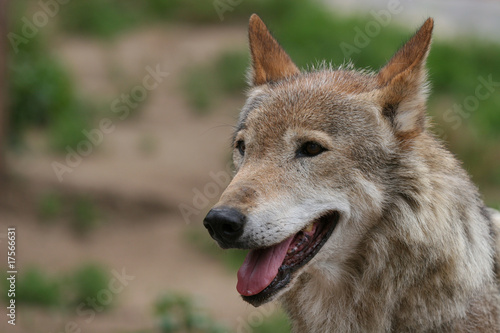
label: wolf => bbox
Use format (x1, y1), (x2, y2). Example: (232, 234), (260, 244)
(203, 14), (500, 332)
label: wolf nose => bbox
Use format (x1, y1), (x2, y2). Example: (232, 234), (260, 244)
(203, 207), (246, 246)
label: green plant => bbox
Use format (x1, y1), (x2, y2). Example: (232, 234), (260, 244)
(214, 51), (248, 94)
(9, 52), (91, 150)
(8, 2), (92, 151)
(2, 263), (117, 314)
(182, 51), (248, 114)
(71, 197), (100, 236)
(38, 191), (63, 221)
(57, 0), (223, 39)
(71, 264), (111, 308)
(58, 0), (141, 38)
(154, 293), (229, 333)
(57, 0), (251, 39)
(12, 267), (62, 307)
(183, 66), (217, 114)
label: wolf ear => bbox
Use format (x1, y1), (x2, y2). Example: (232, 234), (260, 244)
(376, 18), (434, 140)
(248, 14), (299, 86)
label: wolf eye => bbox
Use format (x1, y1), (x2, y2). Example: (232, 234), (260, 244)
(298, 141), (325, 157)
(236, 140), (246, 156)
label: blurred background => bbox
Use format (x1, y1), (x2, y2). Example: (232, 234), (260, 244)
(0, 0), (499, 332)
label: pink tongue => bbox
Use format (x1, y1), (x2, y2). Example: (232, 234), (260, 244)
(236, 236), (294, 296)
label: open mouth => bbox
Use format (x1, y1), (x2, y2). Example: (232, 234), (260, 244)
(236, 211), (339, 306)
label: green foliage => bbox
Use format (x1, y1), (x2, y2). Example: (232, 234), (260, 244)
(38, 191), (63, 221)
(54, 0), (338, 38)
(214, 52), (248, 94)
(163, 0), (221, 23)
(142, 0), (184, 19)
(182, 51), (248, 114)
(36, 191), (102, 235)
(154, 293), (229, 333)
(72, 196), (100, 236)
(183, 66), (216, 114)
(48, 104), (93, 152)
(71, 264), (110, 308)
(13, 268), (62, 307)
(59, 0), (140, 38)
(58, 0), (219, 38)
(9, 51), (91, 150)
(2, 264), (113, 310)
(8, 2), (92, 151)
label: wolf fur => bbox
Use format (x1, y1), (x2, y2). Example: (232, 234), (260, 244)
(206, 14), (500, 332)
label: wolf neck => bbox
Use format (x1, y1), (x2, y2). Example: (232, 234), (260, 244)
(281, 136), (498, 332)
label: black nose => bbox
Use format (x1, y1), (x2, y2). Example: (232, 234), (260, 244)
(203, 207), (246, 247)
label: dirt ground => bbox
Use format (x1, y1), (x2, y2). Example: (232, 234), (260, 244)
(0, 23), (264, 333)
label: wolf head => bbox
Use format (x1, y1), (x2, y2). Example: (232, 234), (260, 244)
(204, 15), (435, 306)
